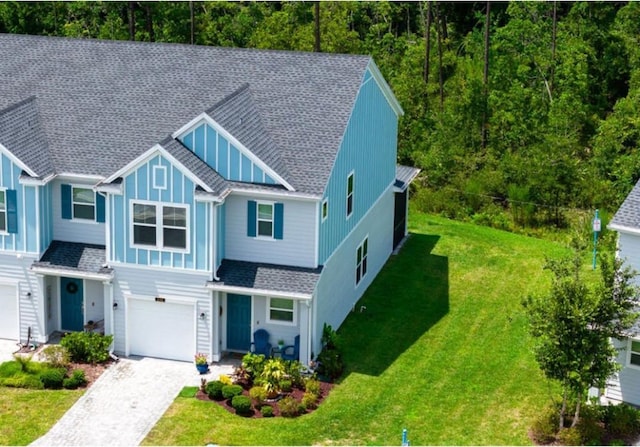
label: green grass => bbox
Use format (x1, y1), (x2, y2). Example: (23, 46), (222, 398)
(144, 212), (571, 445)
(0, 387), (82, 445)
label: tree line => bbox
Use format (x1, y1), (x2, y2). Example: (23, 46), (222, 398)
(1, 1), (639, 232)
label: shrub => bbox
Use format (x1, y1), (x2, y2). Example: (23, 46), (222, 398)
(241, 352), (266, 381)
(219, 374), (233, 386)
(12, 354), (33, 372)
(205, 380), (224, 400)
(39, 367), (66, 389)
(530, 404), (559, 445)
(231, 395), (252, 415)
(40, 345), (70, 368)
(2, 374), (44, 389)
(249, 386), (268, 407)
(260, 405), (274, 417)
(280, 379), (292, 393)
(301, 392), (318, 410)
(60, 332), (113, 364)
(278, 395), (300, 417)
(63, 369), (86, 389)
(316, 348), (343, 381)
(576, 405), (605, 446)
(284, 360), (304, 388)
(256, 359), (287, 396)
(0, 361), (22, 378)
(304, 378), (321, 397)
(604, 404), (640, 439)
(222, 384), (243, 400)
(556, 427), (582, 446)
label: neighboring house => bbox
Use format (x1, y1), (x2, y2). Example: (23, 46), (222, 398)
(0, 33), (418, 364)
(606, 183), (640, 404)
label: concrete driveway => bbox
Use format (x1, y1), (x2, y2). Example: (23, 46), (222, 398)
(30, 356), (238, 446)
(0, 339), (20, 363)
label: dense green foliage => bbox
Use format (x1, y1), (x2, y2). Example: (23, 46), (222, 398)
(1, 1), (638, 231)
(59, 332), (113, 364)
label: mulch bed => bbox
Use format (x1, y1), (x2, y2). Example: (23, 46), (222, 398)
(195, 380), (334, 418)
(66, 360), (113, 388)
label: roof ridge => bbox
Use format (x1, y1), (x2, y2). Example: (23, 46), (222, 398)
(205, 83), (251, 114)
(0, 95), (37, 117)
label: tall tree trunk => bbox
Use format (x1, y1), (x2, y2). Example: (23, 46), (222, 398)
(190, 1), (195, 45)
(550, 1), (557, 95)
(571, 391), (582, 428)
(435, 2), (444, 110)
(423, 1), (432, 85)
(128, 1), (136, 41)
(481, 1), (491, 149)
(314, 1), (321, 52)
(559, 386), (567, 430)
(145, 3), (154, 42)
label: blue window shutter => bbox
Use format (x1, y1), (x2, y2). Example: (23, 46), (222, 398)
(6, 189), (17, 234)
(247, 200), (257, 237)
(61, 184), (72, 219)
(274, 203), (284, 240)
(96, 193), (105, 223)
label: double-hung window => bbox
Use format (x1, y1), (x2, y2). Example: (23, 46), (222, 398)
(0, 190), (6, 232)
(629, 340), (640, 368)
(346, 172), (354, 218)
(356, 237), (368, 286)
(322, 198), (329, 222)
(72, 187), (95, 220)
(257, 202), (274, 238)
(268, 298), (296, 325)
(132, 202), (188, 250)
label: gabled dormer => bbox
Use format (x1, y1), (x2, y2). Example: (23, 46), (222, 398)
(173, 84), (294, 191)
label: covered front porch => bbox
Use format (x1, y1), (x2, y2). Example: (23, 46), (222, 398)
(30, 240), (114, 343)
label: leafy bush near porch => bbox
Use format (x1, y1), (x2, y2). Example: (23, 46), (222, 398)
(39, 367), (66, 389)
(60, 332), (113, 364)
(40, 345), (70, 368)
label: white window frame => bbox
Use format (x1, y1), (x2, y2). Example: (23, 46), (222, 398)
(267, 297), (297, 326)
(129, 200), (190, 253)
(355, 235), (368, 286)
(256, 200), (274, 239)
(0, 188), (7, 235)
(71, 185), (96, 221)
(153, 165), (168, 190)
(346, 171), (354, 219)
(321, 198), (329, 222)
(628, 339), (640, 369)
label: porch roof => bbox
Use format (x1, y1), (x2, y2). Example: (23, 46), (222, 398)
(394, 165), (420, 192)
(32, 240), (113, 280)
(207, 259), (322, 300)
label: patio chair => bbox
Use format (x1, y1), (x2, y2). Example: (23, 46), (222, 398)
(250, 329), (272, 357)
(281, 335), (300, 361)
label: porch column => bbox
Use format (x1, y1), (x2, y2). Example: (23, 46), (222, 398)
(103, 281), (114, 351)
(299, 299), (312, 365)
(212, 290), (221, 362)
(35, 274), (46, 343)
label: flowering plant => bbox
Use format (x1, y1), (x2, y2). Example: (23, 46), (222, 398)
(194, 353), (208, 365)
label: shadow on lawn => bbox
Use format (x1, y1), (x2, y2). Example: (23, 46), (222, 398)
(339, 233), (449, 377)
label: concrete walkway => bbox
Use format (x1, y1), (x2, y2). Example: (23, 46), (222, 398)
(0, 339), (20, 363)
(30, 356), (238, 447)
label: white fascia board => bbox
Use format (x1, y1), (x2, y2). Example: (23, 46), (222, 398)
(95, 183), (123, 195)
(194, 189), (225, 203)
(230, 187), (320, 202)
(366, 59), (404, 117)
(55, 173), (106, 182)
(172, 113), (295, 192)
(103, 144), (213, 193)
(19, 173), (55, 186)
(608, 223), (640, 236)
(30, 266), (113, 282)
(0, 142), (38, 177)
(393, 167), (421, 193)
(204, 282), (312, 301)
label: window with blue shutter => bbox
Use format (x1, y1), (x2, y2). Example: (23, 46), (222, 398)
(61, 184), (72, 219)
(247, 200), (257, 237)
(96, 193), (105, 223)
(6, 189), (17, 234)
(274, 203), (283, 240)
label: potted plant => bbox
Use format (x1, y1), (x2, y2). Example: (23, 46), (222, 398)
(277, 339), (285, 350)
(195, 353), (209, 374)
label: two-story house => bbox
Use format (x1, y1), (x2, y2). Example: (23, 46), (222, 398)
(0, 34), (418, 364)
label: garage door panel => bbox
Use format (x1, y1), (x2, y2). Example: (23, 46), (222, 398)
(0, 285), (18, 340)
(128, 299), (195, 362)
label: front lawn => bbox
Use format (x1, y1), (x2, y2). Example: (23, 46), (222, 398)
(0, 387), (81, 445)
(144, 212), (568, 445)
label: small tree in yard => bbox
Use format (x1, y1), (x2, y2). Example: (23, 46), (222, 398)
(523, 250), (639, 430)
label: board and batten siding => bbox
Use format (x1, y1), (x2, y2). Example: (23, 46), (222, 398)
(39, 182), (53, 254)
(216, 202), (225, 271)
(0, 153), (38, 253)
(224, 194), (316, 268)
(111, 266), (212, 357)
(51, 179), (105, 246)
(313, 187), (394, 356)
(318, 68), (398, 264)
(109, 153), (212, 272)
(179, 122), (277, 184)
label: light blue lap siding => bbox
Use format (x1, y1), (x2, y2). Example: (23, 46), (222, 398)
(110, 153), (211, 272)
(178, 122), (277, 184)
(319, 67), (399, 264)
(0, 153), (38, 253)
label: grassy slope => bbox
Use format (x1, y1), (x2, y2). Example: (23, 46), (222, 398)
(144, 212), (568, 446)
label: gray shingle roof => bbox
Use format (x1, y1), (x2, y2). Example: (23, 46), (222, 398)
(611, 180), (640, 229)
(32, 240), (113, 276)
(212, 259), (322, 296)
(0, 96), (54, 178)
(0, 34), (373, 194)
(395, 165), (420, 191)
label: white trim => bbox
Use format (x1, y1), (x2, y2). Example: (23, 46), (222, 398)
(256, 200), (274, 239)
(266, 297), (298, 326)
(18, 174), (55, 186)
(321, 198), (329, 223)
(95, 183), (123, 195)
(628, 338), (640, 370)
(355, 234), (369, 287)
(0, 187), (8, 235)
(30, 266), (113, 281)
(171, 113), (295, 191)
(129, 199), (190, 253)
(608, 223), (640, 236)
(102, 192), (110, 262)
(56, 173), (105, 182)
(194, 190), (224, 203)
(108, 260), (210, 276)
(0, 280), (20, 342)
(366, 60), (404, 117)
(314, 200), (320, 268)
(152, 165), (168, 190)
(346, 170), (355, 219)
(0, 142), (37, 177)
(230, 187), (319, 202)
(205, 283), (312, 301)
(211, 203), (219, 280)
(70, 185), (97, 222)
(124, 292), (197, 306)
(35, 186), (40, 254)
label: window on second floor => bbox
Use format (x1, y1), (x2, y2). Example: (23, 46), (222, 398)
(132, 202), (188, 251)
(346, 172), (354, 218)
(629, 340), (640, 368)
(247, 200), (284, 240)
(72, 187), (95, 220)
(0, 190), (6, 232)
(257, 202), (274, 238)
(322, 198), (328, 222)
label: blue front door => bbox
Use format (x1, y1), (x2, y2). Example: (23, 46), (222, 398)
(227, 294), (251, 351)
(61, 277), (83, 331)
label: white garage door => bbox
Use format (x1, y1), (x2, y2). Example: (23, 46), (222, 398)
(127, 298), (195, 362)
(0, 284), (18, 340)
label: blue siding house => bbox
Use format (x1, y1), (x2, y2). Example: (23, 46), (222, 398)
(0, 34), (418, 363)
